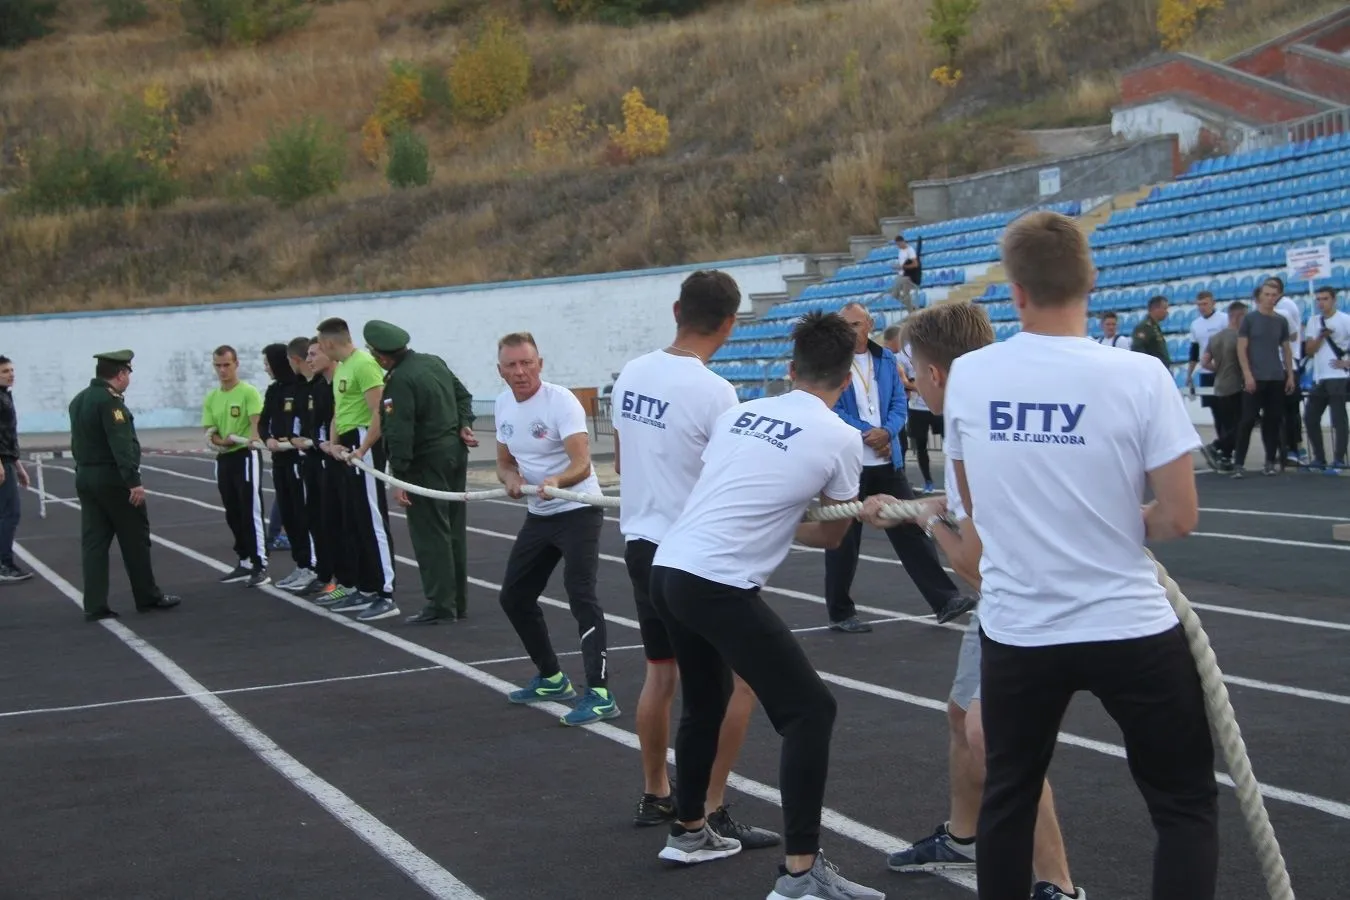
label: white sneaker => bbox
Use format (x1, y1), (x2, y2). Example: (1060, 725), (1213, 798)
(277, 568), (313, 591)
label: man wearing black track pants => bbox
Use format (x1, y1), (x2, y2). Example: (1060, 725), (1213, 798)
(260, 341), (317, 592)
(1234, 281), (1295, 477)
(304, 338), (357, 605)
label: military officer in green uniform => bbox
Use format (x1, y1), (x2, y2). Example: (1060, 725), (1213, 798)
(363, 321), (478, 624)
(1131, 294), (1172, 367)
(68, 350), (181, 622)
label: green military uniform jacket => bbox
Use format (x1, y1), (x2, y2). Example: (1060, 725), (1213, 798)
(68, 378), (142, 488)
(1131, 317), (1170, 366)
(379, 351), (474, 478)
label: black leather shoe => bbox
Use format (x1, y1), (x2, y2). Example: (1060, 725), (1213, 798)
(936, 594), (978, 624)
(405, 609), (453, 625)
(138, 595), (182, 612)
(829, 615), (873, 633)
(85, 609), (120, 622)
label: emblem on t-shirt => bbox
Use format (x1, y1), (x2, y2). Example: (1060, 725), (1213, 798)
(230, 405), (241, 418)
(338, 379), (347, 393)
(283, 399), (293, 412)
(530, 420), (550, 440)
(500, 422), (514, 439)
(382, 397), (394, 415)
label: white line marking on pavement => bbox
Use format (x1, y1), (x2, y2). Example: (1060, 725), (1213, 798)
(13, 541), (484, 900)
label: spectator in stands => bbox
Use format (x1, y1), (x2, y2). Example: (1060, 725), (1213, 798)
(1130, 295), (1171, 366)
(1267, 277), (1307, 466)
(1094, 311), (1130, 349)
(1233, 281), (1295, 477)
(1303, 287), (1349, 470)
(888, 235), (920, 311)
(1199, 301), (1247, 473)
(1186, 291), (1227, 432)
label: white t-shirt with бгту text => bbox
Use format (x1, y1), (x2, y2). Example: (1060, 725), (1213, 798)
(943, 331), (1201, 648)
(653, 390), (863, 590)
(611, 349), (739, 545)
(495, 381), (603, 516)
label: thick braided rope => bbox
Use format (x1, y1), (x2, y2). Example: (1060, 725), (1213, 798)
(1146, 549), (1295, 900)
(343, 450), (622, 508)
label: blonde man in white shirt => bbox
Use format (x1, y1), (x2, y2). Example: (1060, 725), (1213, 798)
(494, 332), (618, 728)
(611, 270), (780, 850)
(865, 301), (1081, 900)
(1303, 286), (1350, 469)
(649, 311), (883, 900)
(934, 211), (1217, 900)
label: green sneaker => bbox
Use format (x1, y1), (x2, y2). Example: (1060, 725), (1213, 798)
(560, 687), (619, 726)
(508, 673), (576, 704)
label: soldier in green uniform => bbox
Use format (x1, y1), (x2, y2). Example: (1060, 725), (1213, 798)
(67, 350), (181, 622)
(363, 321), (478, 624)
(1131, 294), (1172, 367)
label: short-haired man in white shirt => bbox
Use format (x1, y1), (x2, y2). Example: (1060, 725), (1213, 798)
(610, 270), (780, 849)
(649, 311), (883, 900)
(939, 211), (1218, 900)
(494, 332), (618, 727)
(1268, 276), (1307, 465)
(1303, 286), (1350, 469)
(1093, 311), (1130, 349)
(1186, 291), (1226, 434)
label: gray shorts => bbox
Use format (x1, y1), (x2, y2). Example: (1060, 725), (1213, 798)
(949, 609), (981, 711)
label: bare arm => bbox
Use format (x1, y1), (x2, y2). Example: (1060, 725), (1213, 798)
(1142, 454), (1199, 542)
(612, 429), (621, 476)
(545, 433), (594, 490)
(1237, 336), (1253, 381)
(496, 441), (524, 498)
(248, 414), (261, 444)
(794, 495), (857, 550)
(356, 386), (383, 455)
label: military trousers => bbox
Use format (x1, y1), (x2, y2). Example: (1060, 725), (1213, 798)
(402, 452), (468, 617)
(76, 480), (166, 616)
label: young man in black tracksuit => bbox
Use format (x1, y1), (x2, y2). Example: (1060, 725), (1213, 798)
(303, 337), (356, 606)
(259, 342), (317, 591)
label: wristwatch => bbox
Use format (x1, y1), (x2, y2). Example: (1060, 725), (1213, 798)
(922, 511), (958, 539)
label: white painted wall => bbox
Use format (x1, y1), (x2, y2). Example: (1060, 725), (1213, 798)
(7, 255), (806, 434)
(1112, 99), (1261, 154)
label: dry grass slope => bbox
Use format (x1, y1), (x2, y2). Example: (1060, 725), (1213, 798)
(0, 0), (1341, 314)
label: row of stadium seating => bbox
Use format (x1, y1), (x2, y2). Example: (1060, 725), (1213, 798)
(761, 292), (908, 321)
(1155, 145), (1350, 201)
(1177, 132), (1350, 180)
(1097, 181), (1347, 232)
(1093, 221), (1347, 264)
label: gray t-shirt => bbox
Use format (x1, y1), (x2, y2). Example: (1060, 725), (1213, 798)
(1208, 328), (1243, 396)
(1239, 311), (1290, 382)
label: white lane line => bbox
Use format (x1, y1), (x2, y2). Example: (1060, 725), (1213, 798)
(22, 486), (979, 892)
(0, 666), (442, 720)
(1189, 531), (1350, 551)
(36, 482), (1350, 829)
(13, 541), (483, 900)
(1199, 506), (1349, 523)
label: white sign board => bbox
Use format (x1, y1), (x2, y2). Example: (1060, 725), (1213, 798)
(1286, 244), (1332, 283)
(1038, 167), (1061, 197)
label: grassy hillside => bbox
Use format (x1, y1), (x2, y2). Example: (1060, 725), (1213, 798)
(0, 0), (1340, 314)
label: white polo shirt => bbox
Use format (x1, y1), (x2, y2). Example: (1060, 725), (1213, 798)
(495, 381), (603, 516)
(1306, 310), (1350, 382)
(653, 390), (863, 589)
(943, 331), (1201, 647)
(1189, 311), (1227, 371)
(611, 349), (739, 545)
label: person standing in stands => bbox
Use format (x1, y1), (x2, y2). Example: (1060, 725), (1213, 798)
(1198, 301), (1247, 474)
(364, 319), (478, 625)
(0, 356), (32, 583)
(1130, 295), (1171, 366)
(260, 342), (317, 592)
(1303, 287), (1350, 470)
(1094, 312), (1130, 349)
(825, 301), (976, 631)
(889, 235), (921, 311)
(203, 345), (268, 587)
(1268, 277), (1307, 466)
(317, 317), (399, 622)
(1233, 281), (1295, 477)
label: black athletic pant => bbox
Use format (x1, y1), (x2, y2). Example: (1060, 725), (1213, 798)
(337, 429), (395, 598)
(824, 463), (960, 621)
(651, 565), (837, 856)
(498, 505), (608, 688)
(906, 408), (941, 484)
(1234, 381), (1285, 467)
(1210, 393), (1242, 456)
(1282, 389), (1303, 457)
(318, 453), (358, 589)
(215, 447), (266, 568)
(1304, 377), (1348, 464)
(976, 624), (1218, 900)
(302, 452), (334, 583)
(272, 450), (315, 570)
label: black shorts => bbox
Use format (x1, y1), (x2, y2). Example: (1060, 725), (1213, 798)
(623, 538), (674, 662)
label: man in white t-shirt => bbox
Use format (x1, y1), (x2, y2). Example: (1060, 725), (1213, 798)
(889, 235), (920, 310)
(494, 332), (618, 728)
(610, 270), (780, 850)
(649, 311), (883, 900)
(1186, 292), (1226, 433)
(1303, 286), (1350, 469)
(1094, 311), (1130, 349)
(896, 340), (941, 493)
(863, 302), (1081, 900)
(1269, 276), (1307, 465)
(941, 211), (1218, 900)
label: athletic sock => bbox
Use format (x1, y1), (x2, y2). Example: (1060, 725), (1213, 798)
(542, 672), (565, 685)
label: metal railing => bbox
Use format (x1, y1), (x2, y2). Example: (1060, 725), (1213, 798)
(1252, 106), (1349, 149)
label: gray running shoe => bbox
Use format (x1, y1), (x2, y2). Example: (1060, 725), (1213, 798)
(656, 825), (741, 865)
(768, 852), (885, 900)
(886, 821), (976, 871)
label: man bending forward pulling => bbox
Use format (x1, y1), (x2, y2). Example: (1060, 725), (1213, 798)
(650, 311), (884, 900)
(940, 211), (1218, 900)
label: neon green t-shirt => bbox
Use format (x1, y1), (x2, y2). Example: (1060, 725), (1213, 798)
(333, 349), (385, 434)
(201, 382), (264, 453)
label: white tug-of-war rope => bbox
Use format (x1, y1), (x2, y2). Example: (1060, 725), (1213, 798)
(223, 433), (1293, 899)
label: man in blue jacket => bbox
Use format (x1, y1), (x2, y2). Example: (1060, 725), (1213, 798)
(824, 302), (976, 631)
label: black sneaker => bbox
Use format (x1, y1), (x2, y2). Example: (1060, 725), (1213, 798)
(829, 615), (872, 633)
(707, 804), (781, 850)
(1262, 462), (1279, 476)
(936, 594), (978, 624)
(633, 792), (676, 827)
(247, 568), (270, 588)
(219, 565), (251, 584)
(0, 564), (32, 583)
